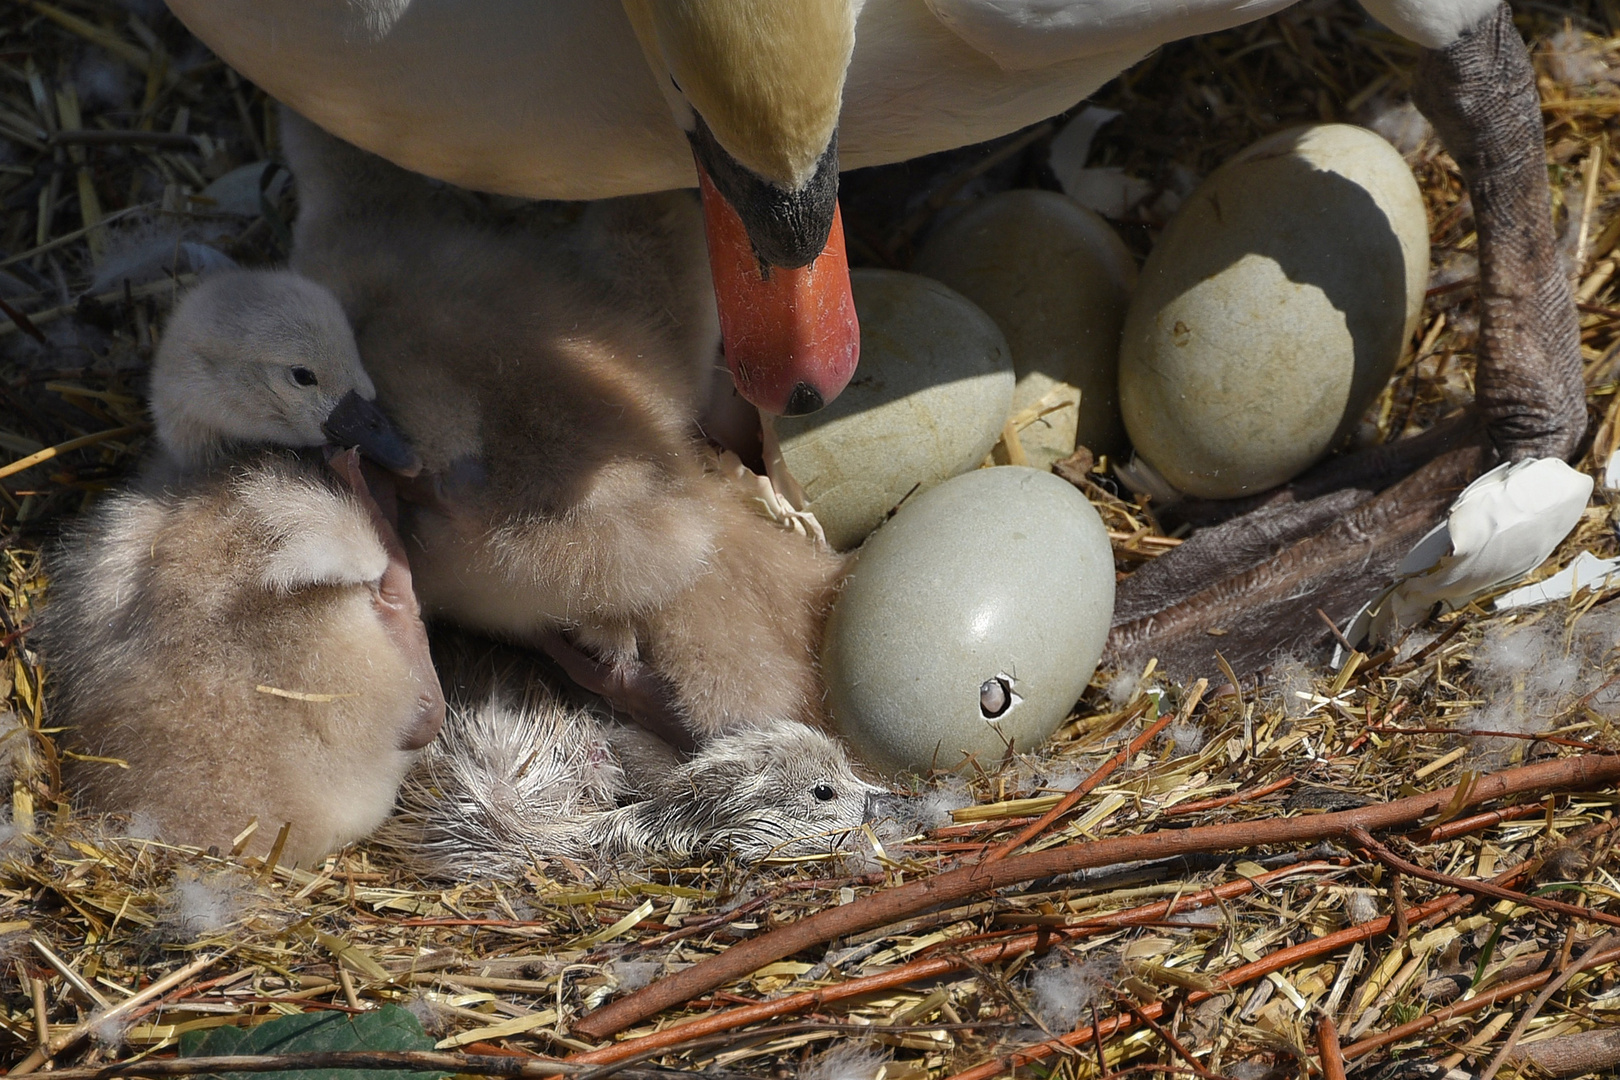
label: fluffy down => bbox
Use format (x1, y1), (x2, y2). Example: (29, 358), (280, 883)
(39, 455), (439, 866)
(379, 689), (884, 880)
(283, 111), (847, 742)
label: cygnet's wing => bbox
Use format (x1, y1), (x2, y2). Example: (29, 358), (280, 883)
(40, 456), (435, 863)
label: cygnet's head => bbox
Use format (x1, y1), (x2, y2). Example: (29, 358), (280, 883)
(149, 270), (417, 473)
(679, 721), (886, 861)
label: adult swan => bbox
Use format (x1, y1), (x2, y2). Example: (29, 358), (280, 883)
(165, 0), (1582, 671)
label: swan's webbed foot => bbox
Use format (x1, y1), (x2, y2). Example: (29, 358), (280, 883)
(1104, 2), (1584, 678)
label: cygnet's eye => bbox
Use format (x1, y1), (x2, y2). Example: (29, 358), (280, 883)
(812, 783), (837, 802)
(290, 366), (319, 387)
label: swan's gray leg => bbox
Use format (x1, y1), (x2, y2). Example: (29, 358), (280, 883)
(1106, 3), (1580, 678)
(1108, 443), (1488, 675)
(1414, 2), (1584, 461)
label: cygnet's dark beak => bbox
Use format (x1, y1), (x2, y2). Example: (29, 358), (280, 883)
(323, 390), (421, 476)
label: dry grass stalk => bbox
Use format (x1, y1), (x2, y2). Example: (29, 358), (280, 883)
(0, 3), (1615, 1079)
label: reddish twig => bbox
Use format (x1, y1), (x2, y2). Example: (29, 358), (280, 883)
(1123, 1001), (1220, 1080)
(1348, 826), (1620, 930)
(1162, 775), (1295, 817)
(941, 891), (1472, 1080)
(945, 858), (1544, 1080)
(989, 681), (1204, 861)
(570, 753), (1620, 1042)
(1478, 934), (1619, 1080)
(568, 863), (1336, 1066)
(1340, 941), (1620, 1060)
(1089, 1002), (1109, 1075)
(1316, 1015), (1346, 1080)
(1410, 800), (1545, 843)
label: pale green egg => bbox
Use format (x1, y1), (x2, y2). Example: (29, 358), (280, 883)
(823, 466), (1115, 776)
(772, 269), (1014, 551)
(1118, 124), (1428, 498)
(915, 189), (1136, 465)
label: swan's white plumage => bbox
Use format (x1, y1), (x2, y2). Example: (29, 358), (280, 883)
(161, 1), (1500, 206)
(919, 0), (1297, 71)
(1358, 0), (1499, 49)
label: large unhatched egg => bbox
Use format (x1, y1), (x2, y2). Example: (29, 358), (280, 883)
(823, 467), (1114, 776)
(772, 269), (1014, 550)
(915, 189), (1137, 466)
(1118, 124), (1428, 499)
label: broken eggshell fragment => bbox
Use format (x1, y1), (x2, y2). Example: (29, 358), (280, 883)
(822, 466), (1114, 776)
(1340, 457), (1594, 656)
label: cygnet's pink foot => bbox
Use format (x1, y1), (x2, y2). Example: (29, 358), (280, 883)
(1106, 3), (1583, 678)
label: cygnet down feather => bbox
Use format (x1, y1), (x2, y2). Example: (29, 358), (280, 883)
(282, 111), (845, 745)
(38, 271), (444, 866)
(377, 656), (884, 880)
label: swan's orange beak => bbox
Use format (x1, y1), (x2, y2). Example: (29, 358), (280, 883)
(697, 165), (859, 417)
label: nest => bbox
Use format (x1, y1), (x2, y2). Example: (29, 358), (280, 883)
(0, 1), (1616, 1078)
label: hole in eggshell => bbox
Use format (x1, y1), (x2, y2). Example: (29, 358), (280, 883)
(980, 674), (1022, 722)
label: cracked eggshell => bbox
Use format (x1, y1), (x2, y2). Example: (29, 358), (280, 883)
(1118, 124), (1428, 499)
(823, 466), (1114, 777)
(914, 189), (1137, 465)
(772, 269), (1014, 550)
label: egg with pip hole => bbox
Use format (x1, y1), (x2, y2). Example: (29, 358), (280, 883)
(822, 466), (1115, 776)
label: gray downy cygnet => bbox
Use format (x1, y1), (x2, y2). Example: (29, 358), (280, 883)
(281, 110), (846, 748)
(377, 653), (885, 880)
(37, 270), (444, 866)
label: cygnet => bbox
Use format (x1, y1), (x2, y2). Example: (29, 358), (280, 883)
(283, 112), (846, 746)
(378, 665), (884, 880)
(37, 270), (444, 866)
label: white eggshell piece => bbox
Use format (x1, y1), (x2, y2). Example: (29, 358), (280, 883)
(823, 466), (1115, 776)
(1118, 124), (1429, 499)
(773, 269), (1014, 551)
(915, 189), (1137, 464)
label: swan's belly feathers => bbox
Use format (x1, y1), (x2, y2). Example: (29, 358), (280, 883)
(166, 0), (694, 199)
(166, 0), (1498, 200)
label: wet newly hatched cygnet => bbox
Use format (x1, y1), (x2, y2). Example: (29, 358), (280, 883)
(377, 671), (883, 880)
(38, 270), (445, 866)
(283, 112), (845, 746)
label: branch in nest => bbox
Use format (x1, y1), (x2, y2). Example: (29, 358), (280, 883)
(569, 860), (1339, 1066)
(1347, 825), (1620, 930)
(570, 753), (1620, 1042)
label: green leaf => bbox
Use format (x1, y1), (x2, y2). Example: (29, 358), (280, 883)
(179, 1004), (446, 1080)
